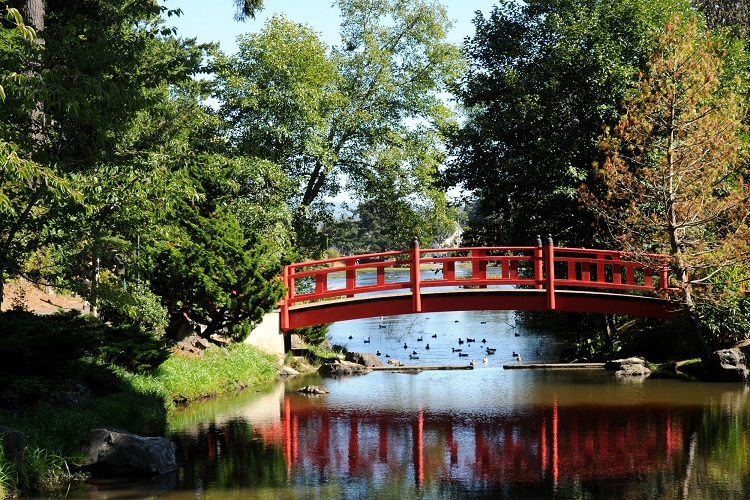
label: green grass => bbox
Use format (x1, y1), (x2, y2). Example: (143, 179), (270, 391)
(132, 343), (280, 404)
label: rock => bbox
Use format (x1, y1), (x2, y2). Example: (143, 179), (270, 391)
(82, 429), (177, 476)
(279, 366), (300, 377)
(344, 351), (383, 368)
(703, 348), (749, 382)
(606, 356), (651, 378)
(0, 425), (25, 465)
(387, 359), (402, 365)
(290, 334), (306, 350)
(297, 385), (329, 395)
(318, 359), (372, 377)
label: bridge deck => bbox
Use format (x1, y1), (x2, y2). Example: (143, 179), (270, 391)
(286, 288), (678, 329)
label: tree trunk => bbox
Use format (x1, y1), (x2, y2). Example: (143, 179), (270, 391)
(12, 0), (43, 31)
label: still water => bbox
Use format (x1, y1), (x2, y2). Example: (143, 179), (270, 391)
(79, 310), (750, 499)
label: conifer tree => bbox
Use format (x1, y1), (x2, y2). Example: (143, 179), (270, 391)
(582, 16), (750, 358)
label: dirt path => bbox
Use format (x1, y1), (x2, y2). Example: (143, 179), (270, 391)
(2, 278), (86, 314)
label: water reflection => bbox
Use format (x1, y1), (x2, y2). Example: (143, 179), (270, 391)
(156, 373), (750, 499)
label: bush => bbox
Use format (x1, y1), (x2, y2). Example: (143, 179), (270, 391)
(0, 311), (168, 404)
(96, 274), (168, 338)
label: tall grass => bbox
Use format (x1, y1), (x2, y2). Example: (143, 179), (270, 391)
(129, 343), (280, 404)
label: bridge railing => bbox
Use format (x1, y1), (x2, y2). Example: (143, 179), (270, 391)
(279, 238), (674, 329)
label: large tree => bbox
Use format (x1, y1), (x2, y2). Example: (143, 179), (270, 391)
(214, 0), (464, 252)
(445, 0), (693, 247)
(582, 16), (750, 358)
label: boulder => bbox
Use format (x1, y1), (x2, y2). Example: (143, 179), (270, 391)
(318, 359), (372, 377)
(297, 385), (329, 395)
(605, 357), (651, 378)
(703, 348), (749, 382)
(0, 425), (24, 465)
(279, 366), (300, 377)
(82, 429), (177, 475)
(344, 351), (383, 368)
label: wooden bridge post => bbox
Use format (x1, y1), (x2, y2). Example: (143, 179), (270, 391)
(534, 235), (543, 289)
(280, 265), (290, 330)
(410, 237), (422, 313)
(545, 235), (556, 310)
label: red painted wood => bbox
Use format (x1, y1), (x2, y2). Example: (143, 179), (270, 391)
(279, 246), (677, 330)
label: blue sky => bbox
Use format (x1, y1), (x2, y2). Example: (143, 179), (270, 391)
(165, 0), (496, 54)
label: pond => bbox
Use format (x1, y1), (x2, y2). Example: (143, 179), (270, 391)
(76, 311), (750, 499)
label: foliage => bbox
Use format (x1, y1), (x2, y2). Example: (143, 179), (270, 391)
(695, 266), (750, 347)
(144, 206), (285, 340)
(445, 0), (692, 246)
(0, 0), (207, 311)
(97, 272), (169, 339)
(289, 323), (330, 347)
(0, 310), (168, 404)
(582, 15), (750, 354)
(214, 0), (464, 253)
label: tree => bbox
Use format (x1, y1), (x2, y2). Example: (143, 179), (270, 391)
(144, 176), (286, 340)
(445, 0), (692, 247)
(234, 0), (265, 21)
(581, 16), (750, 358)
(214, 0), (463, 252)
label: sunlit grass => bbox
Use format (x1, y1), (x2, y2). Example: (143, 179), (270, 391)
(129, 343), (280, 404)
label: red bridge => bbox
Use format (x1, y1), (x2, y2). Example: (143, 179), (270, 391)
(279, 237), (679, 331)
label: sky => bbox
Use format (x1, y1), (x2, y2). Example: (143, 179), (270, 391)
(164, 0), (496, 55)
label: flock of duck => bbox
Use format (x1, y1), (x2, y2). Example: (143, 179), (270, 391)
(350, 319), (520, 366)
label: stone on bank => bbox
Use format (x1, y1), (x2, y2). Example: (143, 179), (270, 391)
(82, 429), (176, 475)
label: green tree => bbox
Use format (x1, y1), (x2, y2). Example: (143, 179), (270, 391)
(145, 203), (285, 341)
(581, 16), (750, 358)
(214, 0), (463, 252)
(445, 0), (692, 247)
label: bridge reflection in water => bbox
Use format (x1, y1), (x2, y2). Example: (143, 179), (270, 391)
(275, 394), (683, 489)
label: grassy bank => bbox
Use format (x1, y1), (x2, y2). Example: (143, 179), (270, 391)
(0, 343), (281, 497)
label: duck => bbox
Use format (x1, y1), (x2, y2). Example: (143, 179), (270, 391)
(458, 338), (464, 345)
(452, 347), (462, 353)
(486, 347), (496, 355)
(469, 359), (476, 366)
(376, 350), (381, 356)
(403, 343), (408, 349)
(458, 352), (469, 357)
(466, 338), (476, 343)
(412, 350), (418, 355)
(480, 321), (487, 324)
(349, 335), (353, 339)
(385, 354), (390, 358)
(514, 332), (520, 337)
(363, 337), (371, 344)
(431, 333), (437, 338)
(481, 338), (487, 343)
(379, 324), (387, 329)
(416, 336), (423, 342)
(483, 357), (488, 363)
(409, 354), (420, 360)
(425, 344), (430, 350)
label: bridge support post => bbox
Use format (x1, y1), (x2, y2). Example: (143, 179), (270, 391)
(534, 235), (543, 290)
(280, 265), (290, 330)
(411, 237), (422, 313)
(545, 235), (556, 310)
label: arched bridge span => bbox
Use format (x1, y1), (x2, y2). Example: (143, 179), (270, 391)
(279, 239), (680, 331)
